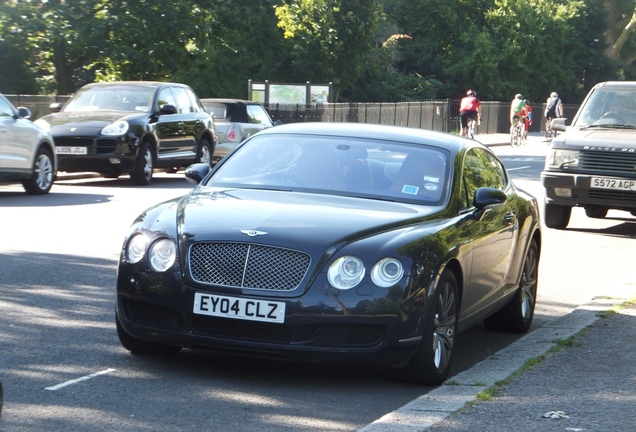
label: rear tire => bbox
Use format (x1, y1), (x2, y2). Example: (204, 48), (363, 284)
(484, 239), (538, 333)
(131, 141), (154, 186)
(544, 203), (571, 229)
(22, 148), (55, 195)
(391, 269), (458, 385)
(197, 138), (214, 167)
(116, 314), (181, 355)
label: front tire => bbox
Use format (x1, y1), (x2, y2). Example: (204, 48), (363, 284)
(484, 239), (538, 333)
(116, 314), (181, 355)
(544, 203), (571, 229)
(131, 141), (154, 186)
(22, 148), (55, 195)
(585, 207), (608, 219)
(391, 269), (459, 385)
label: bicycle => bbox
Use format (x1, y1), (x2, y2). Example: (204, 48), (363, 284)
(510, 117), (524, 147)
(467, 118), (477, 139)
(545, 118), (557, 142)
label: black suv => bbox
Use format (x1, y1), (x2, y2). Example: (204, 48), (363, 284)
(35, 81), (215, 185)
(542, 81), (636, 229)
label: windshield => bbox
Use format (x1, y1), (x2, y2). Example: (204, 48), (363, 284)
(206, 134), (450, 205)
(574, 87), (636, 128)
(64, 86), (154, 113)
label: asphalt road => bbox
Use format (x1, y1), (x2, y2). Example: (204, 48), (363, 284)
(1, 135), (635, 431)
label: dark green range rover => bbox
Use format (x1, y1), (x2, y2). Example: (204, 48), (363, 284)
(541, 81), (636, 229)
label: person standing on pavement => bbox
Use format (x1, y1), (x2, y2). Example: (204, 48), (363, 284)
(459, 89), (481, 138)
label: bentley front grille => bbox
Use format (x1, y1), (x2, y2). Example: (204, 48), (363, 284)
(189, 242), (310, 291)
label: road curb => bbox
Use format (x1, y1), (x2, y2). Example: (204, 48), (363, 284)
(358, 295), (635, 432)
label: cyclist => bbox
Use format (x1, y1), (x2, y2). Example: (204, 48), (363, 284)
(544, 91), (563, 136)
(521, 99), (533, 140)
(459, 89), (481, 138)
(510, 93), (526, 141)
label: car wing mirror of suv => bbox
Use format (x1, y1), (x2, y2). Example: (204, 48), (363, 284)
(17, 107), (32, 119)
(49, 102), (63, 113)
(159, 104), (178, 115)
(551, 117), (569, 131)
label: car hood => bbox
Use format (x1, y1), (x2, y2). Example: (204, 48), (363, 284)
(39, 111), (143, 135)
(176, 187), (441, 250)
(557, 128), (636, 150)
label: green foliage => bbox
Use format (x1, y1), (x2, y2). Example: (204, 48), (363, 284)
(0, 0), (635, 103)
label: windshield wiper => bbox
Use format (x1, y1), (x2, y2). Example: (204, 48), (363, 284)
(583, 123), (636, 129)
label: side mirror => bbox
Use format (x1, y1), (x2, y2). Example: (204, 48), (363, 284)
(185, 163), (212, 185)
(49, 102), (64, 113)
(551, 117), (568, 131)
(474, 187), (507, 209)
(273, 120), (283, 126)
(17, 107), (32, 119)
(159, 104), (178, 115)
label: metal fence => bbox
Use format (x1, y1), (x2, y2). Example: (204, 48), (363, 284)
(6, 94), (579, 135)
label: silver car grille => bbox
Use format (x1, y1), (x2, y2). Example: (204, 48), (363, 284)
(579, 150), (636, 176)
(189, 242), (311, 291)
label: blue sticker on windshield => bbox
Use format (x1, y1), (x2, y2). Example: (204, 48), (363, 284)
(402, 185), (419, 195)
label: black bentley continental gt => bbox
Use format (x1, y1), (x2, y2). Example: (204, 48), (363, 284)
(115, 122), (541, 385)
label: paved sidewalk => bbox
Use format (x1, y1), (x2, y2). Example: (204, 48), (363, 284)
(359, 296), (636, 432)
(427, 301), (636, 432)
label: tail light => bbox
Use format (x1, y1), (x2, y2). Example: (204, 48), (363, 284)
(227, 126), (236, 141)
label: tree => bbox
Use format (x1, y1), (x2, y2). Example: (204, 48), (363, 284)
(604, 0), (636, 77)
(275, 0), (382, 101)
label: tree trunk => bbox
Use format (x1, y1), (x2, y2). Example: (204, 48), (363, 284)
(605, 2), (636, 63)
(53, 36), (71, 94)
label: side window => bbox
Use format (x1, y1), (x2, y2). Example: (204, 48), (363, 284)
(0, 97), (14, 117)
(185, 88), (203, 112)
(172, 87), (194, 113)
(157, 88), (177, 109)
(462, 148), (506, 208)
(246, 105), (272, 125)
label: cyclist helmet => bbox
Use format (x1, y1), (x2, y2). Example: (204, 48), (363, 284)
(551, 92), (558, 98)
(467, 89), (476, 96)
(515, 93), (523, 99)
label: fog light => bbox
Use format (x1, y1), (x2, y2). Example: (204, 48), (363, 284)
(554, 187), (572, 198)
(109, 158), (121, 164)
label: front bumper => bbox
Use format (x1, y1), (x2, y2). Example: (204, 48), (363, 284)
(115, 269), (423, 365)
(542, 171), (636, 211)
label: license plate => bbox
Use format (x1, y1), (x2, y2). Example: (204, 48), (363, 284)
(590, 177), (636, 191)
(56, 146), (88, 155)
(193, 293), (285, 323)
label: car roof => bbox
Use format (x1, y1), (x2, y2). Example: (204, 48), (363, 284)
(80, 81), (191, 89)
(592, 81), (636, 90)
(200, 98), (261, 106)
(256, 122), (470, 153)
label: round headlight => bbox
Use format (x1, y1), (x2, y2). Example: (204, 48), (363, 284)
(371, 258), (404, 288)
(148, 238), (176, 272)
(327, 256), (365, 290)
(101, 120), (129, 136)
(126, 233), (148, 263)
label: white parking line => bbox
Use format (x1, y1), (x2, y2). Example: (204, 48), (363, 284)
(506, 165), (531, 171)
(44, 368), (116, 391)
